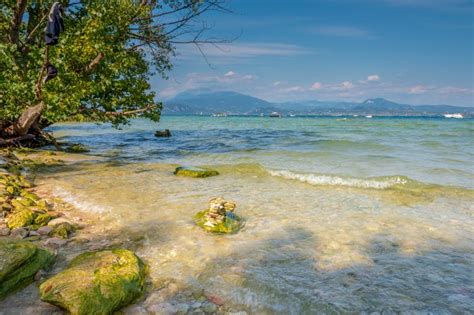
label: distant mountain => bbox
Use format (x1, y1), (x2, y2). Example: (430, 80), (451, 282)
(164, 91), (280, 115)
(162, 91), (473, 117)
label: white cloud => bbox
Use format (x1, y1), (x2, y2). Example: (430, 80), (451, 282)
(242, 74), (257, 80)
(367, 74), (380, 82)
(341, 81), (354, 89)
(282, 86), (305, 93)
(273, 81), (283, 86)
(224, 71), (235, 77)
(408, 85), (429, 94)
(310, 82), (322, 90)
(176, 42), (310, 60)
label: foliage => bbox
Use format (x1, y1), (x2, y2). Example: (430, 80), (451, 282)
(0, 0), (226, 130)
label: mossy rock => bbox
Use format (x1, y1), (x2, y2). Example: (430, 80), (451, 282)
(50, 222), (75, 239)
(194, 210), (243, 234)
(40, 249), (146, 315)
(6, 208), (35, 229)
(174, 166), (219, 178)
(0, 239), (55, 299)
(66, 144), (90, 153)
(34, 213), (52, 226)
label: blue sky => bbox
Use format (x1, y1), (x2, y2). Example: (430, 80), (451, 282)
(152, 0), (473, 106)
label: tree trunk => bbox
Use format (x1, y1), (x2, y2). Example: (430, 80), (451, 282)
(12, 101), (45, 136)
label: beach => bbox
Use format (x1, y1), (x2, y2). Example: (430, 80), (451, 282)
(1, 116), (473, 314)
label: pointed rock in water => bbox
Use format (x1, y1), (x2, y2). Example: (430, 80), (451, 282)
(194, 198), (242, 234)
(174, 166), (219, 178)
(40, 249), (146, 315)
(0, 239), (55, 299)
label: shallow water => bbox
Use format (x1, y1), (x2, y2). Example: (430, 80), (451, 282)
(7, 116), (474, 313)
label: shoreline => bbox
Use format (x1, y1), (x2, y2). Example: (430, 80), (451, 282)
(0, 148), (245, 315)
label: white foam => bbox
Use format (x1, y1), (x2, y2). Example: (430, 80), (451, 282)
(53, 187), (111, 214)
(269, 170), (407, 189)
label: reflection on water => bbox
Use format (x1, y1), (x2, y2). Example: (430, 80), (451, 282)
(2, 116), (473, 313)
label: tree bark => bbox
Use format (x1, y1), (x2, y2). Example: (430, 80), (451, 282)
(9, 0), (29, 45)
(12, 101), (45, 136)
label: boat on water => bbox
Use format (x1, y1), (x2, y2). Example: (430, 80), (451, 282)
(269, 112), (282, 118)
(365, 115), (373, 118)
(212, 112), (227, 117)
(444, 113), (463, 119)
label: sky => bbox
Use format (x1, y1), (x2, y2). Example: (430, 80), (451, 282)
(151, 0), (474, 106)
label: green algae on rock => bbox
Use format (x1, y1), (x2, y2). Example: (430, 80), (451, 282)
(194, 197), (243, 234)
(0, 239), (55, 299)
(50, 222), (75, 239)
(66, 144), (90, 153)
(40, 249), (146, 315)
(6, 208), (35, 229)
(174, 166), (219, 178)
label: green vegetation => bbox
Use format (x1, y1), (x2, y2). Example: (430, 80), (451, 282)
(0, 239), (55, 299)
(40, 249), (146, 315)
(1, 0), (228, 146)
(174, 166), (220, 178)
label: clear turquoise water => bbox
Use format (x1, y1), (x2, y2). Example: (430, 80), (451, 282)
(23, 116), (474, 313)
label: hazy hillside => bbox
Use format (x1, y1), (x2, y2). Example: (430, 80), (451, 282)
(163, 91), (473, 116)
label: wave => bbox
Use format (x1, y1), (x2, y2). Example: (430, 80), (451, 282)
(268, 169), (410, 189)
(53, 187), (111, 213)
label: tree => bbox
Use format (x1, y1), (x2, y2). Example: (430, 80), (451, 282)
(0, 0), (228, 147)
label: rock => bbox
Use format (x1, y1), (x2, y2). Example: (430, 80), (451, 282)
(50, 222), (75, 239)
(0, 227), (10, 236)
(194, 198), (242, 234)
(34, 213), (52, 226)
(37, 226), (53, 236)
(10, 227), (29, 238)
(6, 208), (35, 229)
(40, 249), (146, 315)
(176, 303), (190, 314)
(206, 294), (225, 306)
(0, 239), (55, 299)
(174, 166), (219, 178)
(147, 302), (177, 314)
(47, 217), (75, 228)
(29, 230), (41, 236)
(155, 129), (172, 137)
(43, 237), (68, 249)
(202, 302), (218, 313)
(66, 144), (90, 153)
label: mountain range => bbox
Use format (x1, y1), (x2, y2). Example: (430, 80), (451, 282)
(162, 90), (473, 117)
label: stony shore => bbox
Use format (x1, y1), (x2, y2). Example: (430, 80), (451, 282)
(0, 148), (248, 315)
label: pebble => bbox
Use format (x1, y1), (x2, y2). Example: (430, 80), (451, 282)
(122, 305), (148, 315)
(37, 226), (53, 235)
(0, 227), (10, 236)
(202, 302), (217, 313)
(206, 294), (225, 306)
(176, 303), (190, 314)
(44, 237), (68, 248)
(11, 227), (29, 238)
(29, 230), (40, 236)
(147, 302), (177, 315)
(191, 302), (202, 309)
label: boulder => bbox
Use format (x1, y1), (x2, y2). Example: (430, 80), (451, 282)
(0, 239), (54, 299)
(50, 222), (75, 239)
(6, 208), (35, 229)
(155, 129), (171, 137)
(174, 166), (219, 178)
(40, 249), (146, 315)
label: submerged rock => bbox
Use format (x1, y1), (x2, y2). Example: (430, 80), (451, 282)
(194, 197), (242, 234)
(154, 129), (171, 137)
(66, 144), (90, 153)
(0, 239), (55, 299)
(174, 166), (219, 178)
(40, 249), (146, 315)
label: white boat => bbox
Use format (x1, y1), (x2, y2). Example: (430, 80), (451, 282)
(365, 115), (373, 118)
(212, 112), (227, 117)
(269, 112), (282, 118)
(444, 113), (463, 119)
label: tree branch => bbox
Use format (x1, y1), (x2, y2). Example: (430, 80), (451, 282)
(85, 52), (105, 73)
(9, 0), (29, 45)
